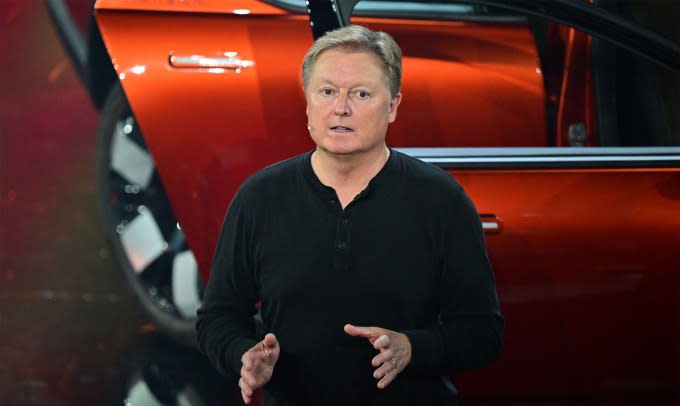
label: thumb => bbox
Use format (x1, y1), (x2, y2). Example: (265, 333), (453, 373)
(263, 333), (278, 349)
(261, 333), (279, 359)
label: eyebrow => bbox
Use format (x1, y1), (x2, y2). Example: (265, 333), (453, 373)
(316, 78), (373, 89)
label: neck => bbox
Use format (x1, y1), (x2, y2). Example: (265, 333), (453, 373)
(311, 145), (390, 190)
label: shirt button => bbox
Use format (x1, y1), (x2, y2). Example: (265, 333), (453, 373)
(329, 199), (336, 205)
(336, 242), (347, 250)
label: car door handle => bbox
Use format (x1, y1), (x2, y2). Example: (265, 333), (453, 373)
(169, 52), (254, 71)
(480, 214), (502, 234)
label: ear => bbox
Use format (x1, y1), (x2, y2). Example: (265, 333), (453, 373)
(387, 92), (402, 123)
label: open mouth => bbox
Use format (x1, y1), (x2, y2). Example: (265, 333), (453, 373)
(330, 126), (354, 133)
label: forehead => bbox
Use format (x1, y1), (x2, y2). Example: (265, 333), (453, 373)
(310, 49), (387, 86)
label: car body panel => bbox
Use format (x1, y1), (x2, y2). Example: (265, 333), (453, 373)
(450, 165), (679, 398)
(94, 9), (312, 270)
(95, 0), (287, 14)
(94, 4), (547, 275)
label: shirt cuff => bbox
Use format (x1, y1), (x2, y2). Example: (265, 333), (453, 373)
(228, 337), (259, 375)
(402, 328), (443, 372)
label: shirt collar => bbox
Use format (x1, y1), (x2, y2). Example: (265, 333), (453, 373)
(300, 148), (398, 199)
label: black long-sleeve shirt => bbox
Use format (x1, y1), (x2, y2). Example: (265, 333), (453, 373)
(196, 149), (503, 405)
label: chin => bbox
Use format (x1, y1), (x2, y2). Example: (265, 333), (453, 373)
(314, 138), (358, 155)
(320, 145), (358, 156)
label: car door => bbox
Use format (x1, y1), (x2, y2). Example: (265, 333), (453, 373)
(328, 0), (680, 401)
(93, 0), (315, 273)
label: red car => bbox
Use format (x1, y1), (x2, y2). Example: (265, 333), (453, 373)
(47, 0), (680, 403)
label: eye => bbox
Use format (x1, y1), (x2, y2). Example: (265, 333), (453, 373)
(321, 88), (334, 96)
(356, 90), (370, 99)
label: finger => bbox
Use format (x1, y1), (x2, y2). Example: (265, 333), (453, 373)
(373, 356), (397, 379)
(239, 378), (253, 402)
(241, 352), (253, 370)
(377, 368), (398, 389)
(344, 324), (379, 339)
(373, 334), (390, 350)
(241, 390), (251, 405)
(240, 368), (258, 388)
(239, 377), (252, 395)
(371, 348), (394, 367)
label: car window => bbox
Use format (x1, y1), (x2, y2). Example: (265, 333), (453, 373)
(603, 0), (680, 146)
(361, 0), (680, 148)
(537, 0), (680, 147)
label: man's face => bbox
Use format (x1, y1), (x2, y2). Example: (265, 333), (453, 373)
(305, 49), (401, 156)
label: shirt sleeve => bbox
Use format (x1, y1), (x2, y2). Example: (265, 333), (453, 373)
(403, 188), (504, 375)
(196, 188), (259, 378)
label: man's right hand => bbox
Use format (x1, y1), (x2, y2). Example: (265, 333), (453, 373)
(239, 333), (280, 404)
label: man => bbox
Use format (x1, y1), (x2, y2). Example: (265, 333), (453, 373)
(196, 25), (503, 405)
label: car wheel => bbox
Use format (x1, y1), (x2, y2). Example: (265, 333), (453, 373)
(96, 82), (203, 346)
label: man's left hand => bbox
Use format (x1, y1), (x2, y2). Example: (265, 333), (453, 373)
(344, 323), (412, 389)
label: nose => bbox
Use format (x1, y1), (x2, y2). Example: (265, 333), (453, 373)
(333, 92), (350, 116)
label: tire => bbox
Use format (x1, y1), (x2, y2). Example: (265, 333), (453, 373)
(95, 82), (203, 347)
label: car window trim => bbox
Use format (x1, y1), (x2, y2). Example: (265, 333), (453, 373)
(268, 0), (680, 72)
(471, 0), (680, 72)
(264, 0), (527, 23)
(396, 147), (680, 169)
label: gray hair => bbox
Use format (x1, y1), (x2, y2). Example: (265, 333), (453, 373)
(301, 25), (402, 97)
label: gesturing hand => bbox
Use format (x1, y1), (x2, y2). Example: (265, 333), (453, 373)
(344, 324), (412, 389)
(239, 333), (280, 404)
